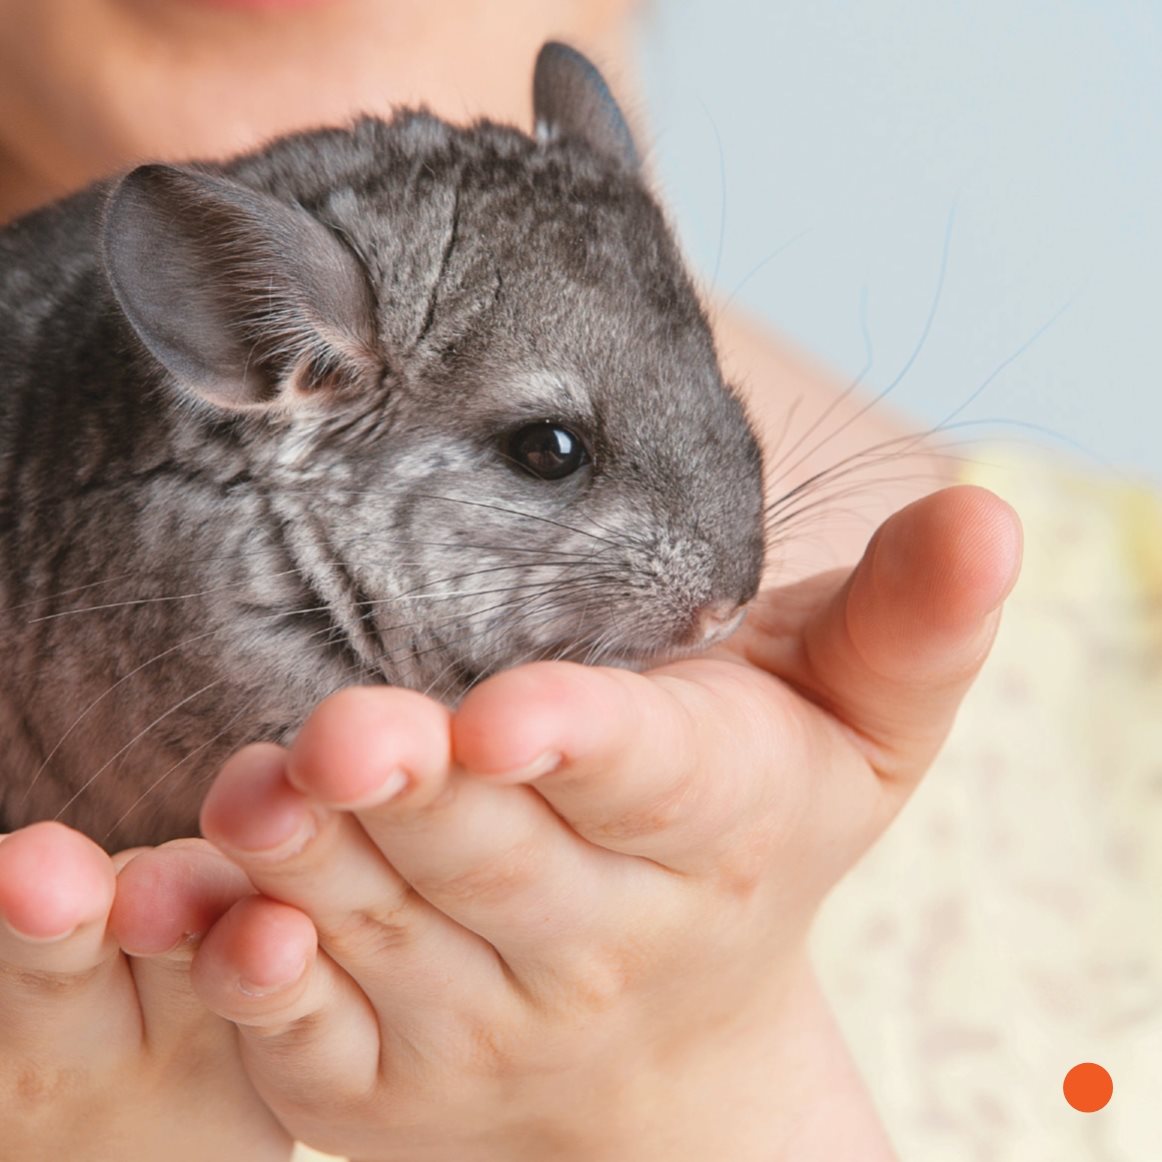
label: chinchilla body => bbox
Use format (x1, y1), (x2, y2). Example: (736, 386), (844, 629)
(0, 45), (765, 848)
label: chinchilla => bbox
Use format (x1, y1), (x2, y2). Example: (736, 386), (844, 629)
(0, 43), (764, 849)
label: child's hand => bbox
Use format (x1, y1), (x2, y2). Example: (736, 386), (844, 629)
(0, 823), (294, 1161)
(129, 485), (1020, 1161)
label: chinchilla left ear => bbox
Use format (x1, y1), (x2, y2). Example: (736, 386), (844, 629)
(102, 164), (379, 413)
(532, 41), (639, 170)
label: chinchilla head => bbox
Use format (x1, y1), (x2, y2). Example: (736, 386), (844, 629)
(102, 42), (765, 701)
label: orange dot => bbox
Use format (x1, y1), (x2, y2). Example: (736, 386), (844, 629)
(1063, 1063), (1113, 1112)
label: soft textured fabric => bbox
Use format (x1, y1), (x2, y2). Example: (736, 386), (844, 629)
(814, 449), (1162, 1160)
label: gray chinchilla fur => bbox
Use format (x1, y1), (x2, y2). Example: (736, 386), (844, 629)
(0, 43), (765, 848)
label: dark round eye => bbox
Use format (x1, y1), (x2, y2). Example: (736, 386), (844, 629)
(503, 423), (590, 481)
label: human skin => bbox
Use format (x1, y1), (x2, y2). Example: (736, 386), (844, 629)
(174, 485), (1020, 1162)
(0, 827), (295, 1160)
(0, 1), (990, 1157)
(0, 0), (632, 223)
(1, 486), (1021, 1160)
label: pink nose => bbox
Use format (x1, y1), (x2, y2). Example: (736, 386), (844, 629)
(691, 599), (746, 647)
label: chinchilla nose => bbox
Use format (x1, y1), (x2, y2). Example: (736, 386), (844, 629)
(688, 598), (747, 649)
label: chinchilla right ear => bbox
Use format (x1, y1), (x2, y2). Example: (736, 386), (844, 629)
(532, 41), (639, 170)
(102, 164), (380, 413)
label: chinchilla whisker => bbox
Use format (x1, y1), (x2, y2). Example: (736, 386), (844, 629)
(101, 700), (257, 843)
(205, 574), (621, 697)
(412, 609), (570, 697)
(460, 599), (605, 679)
(0, 571), (167, 613)
(412, 580), (646, 699)
(386, 583), (619, 676)
(420, 653), (477, 701)
(304, 478), (632, 550)
(415, 604), (582, 693)
(23, 625), (231, 803)
(765, 502), (884, 547)
(761, 394), (806, 471)
(1, 542), (616, 621)
(352, 553), (619, 606)
(9, 552), (611, 626)
(492, 613), (607, 677)
(765, 470), (951, 536)
(24, 570), (305, 624)
(356, 571), (627, 610)
(316, 532), (611, 562)
(26, 593), (375, 800)
(361, 580), (595, 607)
(762, 428), (947, 520)
(762, 472), (975, 557)
(931, 302), (1075, 439)
(53, 678), (226, 820)
(579, 630), (609, 669)
(772, 310), (1074, 514)
(580, 625), (625, 669)
(767, 210), (953, 490)
(559, 509), (634, 543)
(760, 426), (995, 531)
(767, 363), (876, 498)
(379, 587), (604, 643)
(371, 578), (621, 647)
(555, 576), (615, 666)
(413, 492), (631, 551)
(764, 460), (936, 525)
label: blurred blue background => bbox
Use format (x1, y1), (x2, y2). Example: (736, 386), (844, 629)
(636, 0), (1161, 483)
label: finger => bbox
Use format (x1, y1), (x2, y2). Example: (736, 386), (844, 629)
(0, 823), (138, 1061)
(284, 690), (680, 981)
(189, 893), (382, 1111)
(0, 821), (116, 966)
(451, 657), (803, 877)
(111, 837), (254, 1036)
(748, 484), (1022, 789)
(200, 739), (514, 1014)
(279, 686), (453, 812)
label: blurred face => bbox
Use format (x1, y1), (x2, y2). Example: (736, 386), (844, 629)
(0, 0), (632, 216)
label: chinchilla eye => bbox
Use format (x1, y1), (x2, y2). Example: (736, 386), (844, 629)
(503, 422), (590, 480)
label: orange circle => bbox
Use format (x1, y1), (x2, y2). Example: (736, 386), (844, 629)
(1063, 1063), (1113, 1112)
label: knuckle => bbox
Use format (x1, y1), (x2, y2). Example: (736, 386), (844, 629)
(0, 959), (105, 996)
(461, 1015), (521, 1079)
(319, 889), (421, 963)
(710, 837), (769, 902)
(246, 1014), (377, 1111)
(420, 837), (541, 908)
(552, 939), (657, 1016)
(587, 778), (693, 844)
(566, 956), (632, 1013)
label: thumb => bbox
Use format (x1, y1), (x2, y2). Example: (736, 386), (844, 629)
(757, 485), (1022, 790)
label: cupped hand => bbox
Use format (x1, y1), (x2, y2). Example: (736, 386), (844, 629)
(123, 484), (1020, 1162)
(0, 822), (293, 1161)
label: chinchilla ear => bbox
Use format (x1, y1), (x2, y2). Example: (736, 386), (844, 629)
(102, 164), (379, 411)
(532, 41), (639, 170)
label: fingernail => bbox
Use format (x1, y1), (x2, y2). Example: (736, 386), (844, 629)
(376, 768), (408, 801)
(228, 806), (319, 858)
(496, 751), (561, 783)
(238, 956), (307, 999)
(338, 767), (408, 810)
